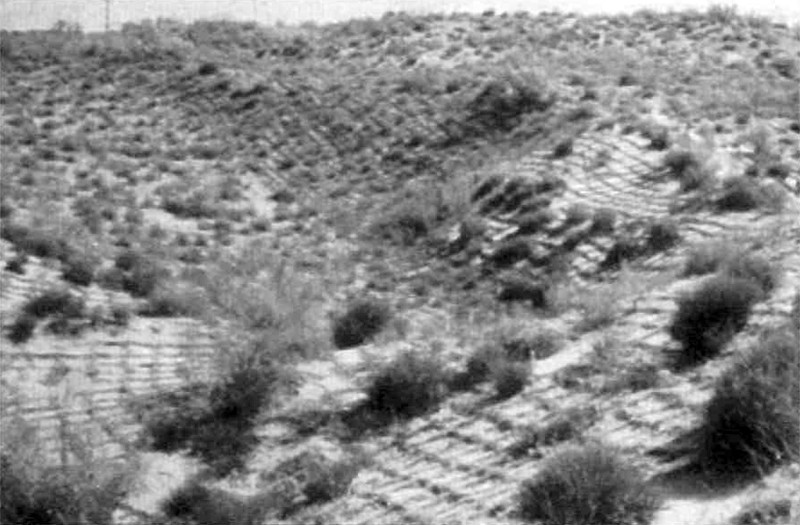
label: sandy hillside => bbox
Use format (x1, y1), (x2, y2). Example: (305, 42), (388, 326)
(1, 7), (799, 525)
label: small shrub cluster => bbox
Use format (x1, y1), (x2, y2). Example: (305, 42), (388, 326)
(697, 329), (800, 478)
(332, 298), (391, 349)
(518, 442), (660, 525)
(365, 350), (448, 419)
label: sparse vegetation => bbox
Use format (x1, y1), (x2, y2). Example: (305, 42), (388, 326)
(518, 442), (660, 525)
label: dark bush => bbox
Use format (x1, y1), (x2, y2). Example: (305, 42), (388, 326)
(61, 255), (96, 287)
(663, 149), (712, 191)
(516, 209), (557, 235)
(366, 351), (447, 418)
(6, 314), (37, 344)
(518, 442), (660, 525)
(645, 218), (681, 252)
(552, 138), (574, 158)
(492, 360), (529, 399)
(490, 238), (532, 268)
(197, 61), (219, 75)
(697, 330), (800, 478)
(590, 208), (617, 235)
(716, 176), (767, 211)
(669, 276), (762, 365)
(601, 238), (641, 269)
(497, 278), (547, 307)
(142, 351), (279, 476)
(5, 253), (28, 274)
(22, 289), (83, 319)
(332, 298), (391, 349)
(467, 73), (554, 133)
(117, 253), (164, 298)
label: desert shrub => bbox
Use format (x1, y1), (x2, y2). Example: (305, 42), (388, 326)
(161, 479), (270, 525)
(5, 253), (28, 274)
(728, 498), (792, 525)
(0, 424), (131, 525)
(721, 254), (779, 296)
(112, 249), (164, 297)
(22, 289), (83, 319)
(552, 138), (574, 158)
(6, 314), (37, 344)
(590, 207), (617, 234)
(1, 223), (72, 261)
(466, 71), (554, 133)
(492, 360), (530, 399)
(683, 241), (741, 276)
(197, 61), (219, 75)
(645, 218), (681, 251)
(663, 148), (713, 191)
(716, 176), (774, 211)
(497, 278), (547, 307)
(332, 298), (391, 349)
(61, 254), (96, 286)
(366, 350), (448, 418)
(564, 203), (593, 226)
(372, 204), (432, 246)
(669, 276), (762, 364)
(518, 442), (660, 525)
(516, 209), (557, 234)
(490, 238), (532, 268)
(141, 347), (280, 476)
(138, 284), (205, 318)
(697, 330), (800, 478)
(602, 238), (641, 269)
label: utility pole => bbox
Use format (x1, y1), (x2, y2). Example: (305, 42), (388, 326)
(105, 0), (110, 32)
(252, 0), (258, 24)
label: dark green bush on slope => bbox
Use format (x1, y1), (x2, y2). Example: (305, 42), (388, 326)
(698, 329), (800, 477)
(669, 276), (762, 364)
(332, 298), (391, 349)
(518, 442), (660, 525)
